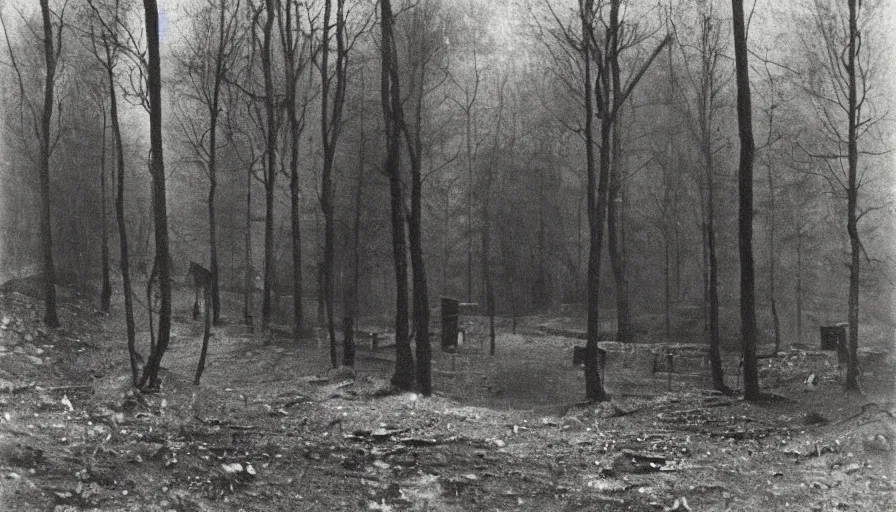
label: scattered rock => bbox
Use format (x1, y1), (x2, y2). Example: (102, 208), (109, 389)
(665, 497), (691, 512)
(561, 416), (585, 430)
(802, 411), (828, 426)
(367, 500), (395, 511)
(221, 462), (244, 474)
(0, 379), (14, 393)
(371, 427), (405, 440)
(586, 478), (629, 492)
(539, 417), (559, 427)
(863, 434), (891, 453)
(604, 450), (668, 475)
(844, 463), (862, 474)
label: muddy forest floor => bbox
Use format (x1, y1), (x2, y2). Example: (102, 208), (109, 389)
(0, 284), (894, 511)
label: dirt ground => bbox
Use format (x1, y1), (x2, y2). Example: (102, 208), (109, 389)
(0, 284), (894, 511)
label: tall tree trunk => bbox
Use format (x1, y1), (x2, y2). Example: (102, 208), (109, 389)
(208, 120), (220, 324)
(696, 176), (709, 334)
(194, 284), (212, 384)
(481, 157), (495, 354)
(576, 195), (583, 301)
(581, 0), (608, 402)
(147, 254), (156, 354)
(482, 203), (495, 355)
(536, 195), (547, 308)
(244, 159), (253, 326)
(321, 0), (336, 367)
(207, 0), (234, 326)
(409, 153), (431, 394)
(482, 78), (505, 356)
(607, 38), (631, 343)
(663, 233), (670, 340)
(796, 229), (802, 344)
(322, 172), (336, 369)
(465, 103), (474, 303)
(99, 103), (112, 313)
(38, 0), (59, 328)
(104, 34), (138, 385)
(697, 15), (728, 393)
(276, 0), (305, 339)
(607, 149), (630, 342)
(583, 0), (668, 400)
(289, 84), (305, 337)
(844, 0), (860, 392)
(440, 191), (450, 297)
(260, 0), (276, 329)
(767, 157), (780, 356)
(321, 0), (347, 368)
(290, 157), (302, 335)
(731, 0), (759, 400)
(320, 0), (335, 367)
(343, 170), (363, 367)
(661, 42), (673, 339)
(706, 165), (726, 392)
(381, 0), (413, 390)
(507, 225), (518, 334)
(344, 72), (367, 367)
(140, 0), (172, 390)
(586, 109), (611, 401)
(404, 41), (431, 396)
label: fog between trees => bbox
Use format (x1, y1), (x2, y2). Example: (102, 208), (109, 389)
(0, 0), (893, 398)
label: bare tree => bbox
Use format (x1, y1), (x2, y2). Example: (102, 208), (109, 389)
(342, 67), (369, 368)
(83, 0), (141, 383)
(318, 0), (349, 368)
(731, 0), (759, 400)
(37, 0), (62, 327)
(277, 0), (315, 340)
(98, 99), (111, 312)
(796, 0), (889, 391)
(220, 5), (264, 329)
(138, 0), (172, 389)
(173, 0), (245, 325)
(399, 0), (451, 395)
(757, 61), (785, 357)
(671, 7), (730, 393)
(446, 1), (483, 304)
(83, 80), (112, 313)
(380, 0), (413, 391)
(481, 74), (507, 357)
(258, 0), (277, 328)
(575, 0), (669, 401)
(0, 1), (67, 327)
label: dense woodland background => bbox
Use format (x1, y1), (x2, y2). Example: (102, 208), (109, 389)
(0, 0), (893, 392)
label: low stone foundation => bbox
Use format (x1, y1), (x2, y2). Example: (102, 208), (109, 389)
(596, 342), (714, 377)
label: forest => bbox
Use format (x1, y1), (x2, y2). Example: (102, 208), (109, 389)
(0, 0), (893, 510)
